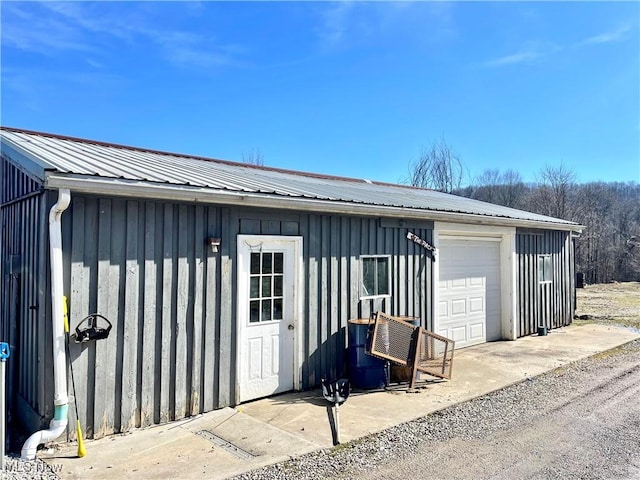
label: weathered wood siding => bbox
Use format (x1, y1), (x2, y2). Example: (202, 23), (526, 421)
(65, 197), (228, 438)
(516, 229), (575, 336)
(0, 155), (51, 433)
(62, 198), (433, 438)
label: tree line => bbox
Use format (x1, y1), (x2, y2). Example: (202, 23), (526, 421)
(406, 140), (640, 284)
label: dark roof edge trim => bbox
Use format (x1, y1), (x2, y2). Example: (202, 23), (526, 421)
(45, 174), (584, 232)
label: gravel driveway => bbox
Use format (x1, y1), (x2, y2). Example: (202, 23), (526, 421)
(235, 339), (640, 480)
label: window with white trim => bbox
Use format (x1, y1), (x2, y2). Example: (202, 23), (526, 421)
(360, 255), (390, 299)
(538, 255), (552, 283)
(249, 251), (284, 322)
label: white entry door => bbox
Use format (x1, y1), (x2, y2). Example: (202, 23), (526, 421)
(437, 238), (501, 348)
(237, 236), (301, 403)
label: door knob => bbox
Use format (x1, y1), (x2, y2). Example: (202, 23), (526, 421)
(288, 324), (294, 330)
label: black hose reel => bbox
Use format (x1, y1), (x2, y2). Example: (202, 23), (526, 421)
(74, 314), (112, 343)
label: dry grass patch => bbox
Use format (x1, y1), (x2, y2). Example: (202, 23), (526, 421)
(575, 282), (640, 330)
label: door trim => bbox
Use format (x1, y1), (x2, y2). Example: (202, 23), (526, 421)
(235, 235), (304, 404)
(433, 222), (517, 343)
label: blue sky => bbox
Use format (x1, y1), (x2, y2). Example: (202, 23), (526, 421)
(1, 1), (639, 185)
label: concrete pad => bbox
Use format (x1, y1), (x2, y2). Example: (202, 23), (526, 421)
(239, 324), (639, 446)
(180, 407), (320, 458)
(41, 323), (639, 479)
(41, 407), (320, 480)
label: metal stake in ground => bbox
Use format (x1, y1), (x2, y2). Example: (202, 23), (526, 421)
(321, 379), (350, 445)
(330, 397), (342, 445)
(1, 342), (10, 471)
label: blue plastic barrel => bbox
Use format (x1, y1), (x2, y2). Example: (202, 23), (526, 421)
(348, 319), (387, 389)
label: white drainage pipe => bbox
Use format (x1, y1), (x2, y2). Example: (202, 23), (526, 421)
(21, 189), (71, 460)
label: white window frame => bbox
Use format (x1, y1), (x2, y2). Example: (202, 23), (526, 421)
(538, 254), (553, 284)
(359, 254), (391, 300)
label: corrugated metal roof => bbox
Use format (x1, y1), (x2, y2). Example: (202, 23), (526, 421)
(0, 127), (580, 228)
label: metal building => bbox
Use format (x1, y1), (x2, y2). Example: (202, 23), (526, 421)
(1, 127), (582, 440)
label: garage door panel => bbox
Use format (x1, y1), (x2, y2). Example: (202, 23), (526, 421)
(451, 326), (467, 343)
(438, 238), (501, 348)
(469, 322), (484, 340)
(451, 299), (467, 316)
(439, 301), (448, 318)
(469, 296), (484, 313)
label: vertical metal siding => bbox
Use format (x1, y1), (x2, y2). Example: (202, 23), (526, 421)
(516, 229), (574, 337)
(68, 196), (95, 437)
(0, 154), (50, 433)
(298, 214), (432, 389)
(62, 199), (433, 437)
(218, 207), (236, 408)
(65, 197), (228, 438)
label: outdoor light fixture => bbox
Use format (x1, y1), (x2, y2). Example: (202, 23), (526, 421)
(207, 237), (221, 253)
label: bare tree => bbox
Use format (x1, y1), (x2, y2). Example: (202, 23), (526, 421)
(530, 163), (576, 219)
(498, 169), (526, 208)
(610, 193), (640, 282)
(467, 168), (525, 208)
(242, 148), (265, 166)
(571, 182), (614, 283)
(406, 138), (464, 193)
(472, 169), (501, 204)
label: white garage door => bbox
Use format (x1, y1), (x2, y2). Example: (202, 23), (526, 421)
(437, 238), (501, 348)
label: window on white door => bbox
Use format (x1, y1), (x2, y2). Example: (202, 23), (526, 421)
(249, 252), (284, 322)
